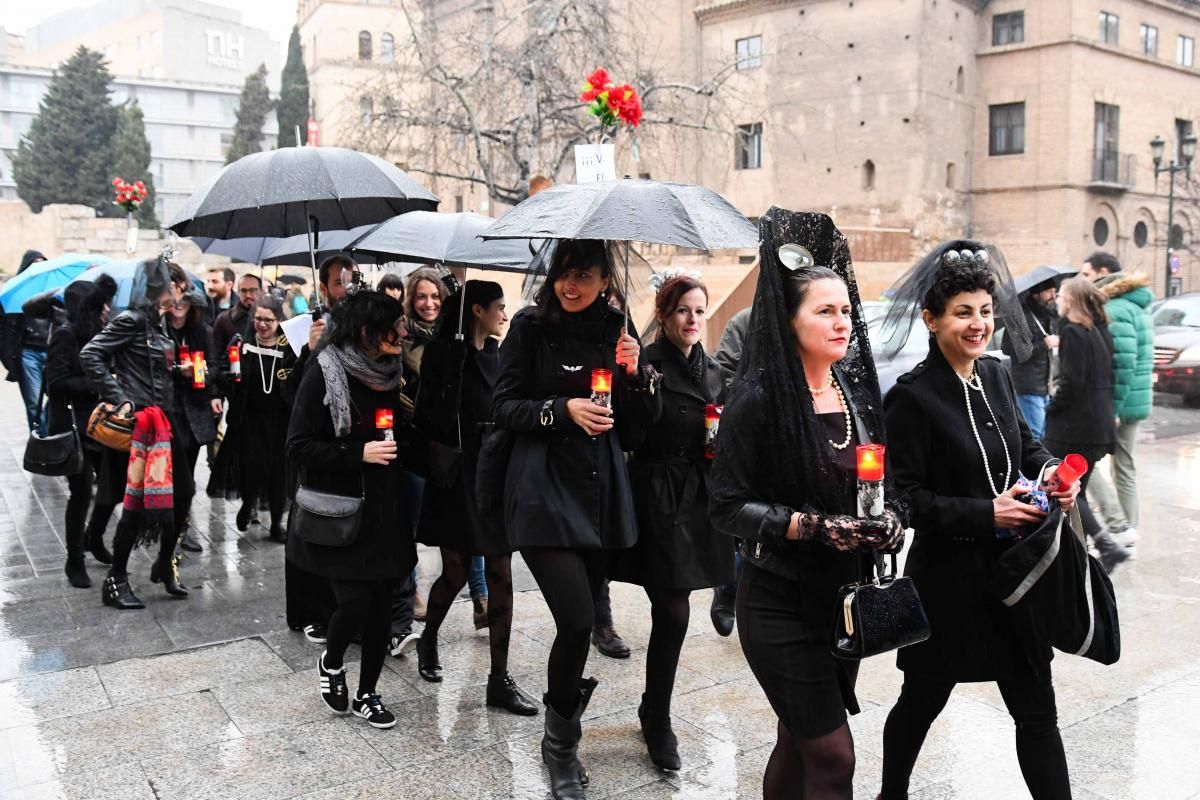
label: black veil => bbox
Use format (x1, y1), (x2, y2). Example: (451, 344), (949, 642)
(726, 207), (883, 513)
(878, 239), (1033, 361)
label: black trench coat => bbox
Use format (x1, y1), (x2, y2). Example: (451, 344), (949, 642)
(1044, 321), (1115, 452)
(611, 341), (735, 589)
(492, 302), (655, 550)
(414, 336), (508, 556)
(884, 344), (1056, 681)
(285, 363), (416, 583)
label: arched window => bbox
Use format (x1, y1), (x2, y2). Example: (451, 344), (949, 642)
(360, 96), (374, 125)
(358, 31), (372, 61)
(862, 159), (875, 191)
(380, 33), (394, 64)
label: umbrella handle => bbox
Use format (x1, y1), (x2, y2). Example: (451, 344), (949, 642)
(306, 206), (323, 319)
(622, 240), (631, 333)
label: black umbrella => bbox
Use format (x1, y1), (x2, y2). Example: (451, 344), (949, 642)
(275, 274), (308, 286)
(1015, 265), (1079, 296)
(167, 146), (438, 308)
(348, 211), (535, 272)
(481, 178), (757, 327)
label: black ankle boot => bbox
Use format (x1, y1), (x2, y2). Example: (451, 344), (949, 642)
(236, 503), (252, 532)
(542, 689), (590, 799)
(87, 524), (113, 565)
(638, 694), (681, 770)
(268, 520), (286, 543)
(102, 575), (145, 609)
(487, 673), (538, 716)
(1093, 532), (1131, 575)
(417, 635), (442, 682)
(150, 556), (189, 597)
(64, 556), (91, 589)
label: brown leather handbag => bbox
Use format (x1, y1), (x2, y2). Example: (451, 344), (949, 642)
(87, 401), (136, 452)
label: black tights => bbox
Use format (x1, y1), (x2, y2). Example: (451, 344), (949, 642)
(65, 450), (116, 557)
(109, 514), (181, 578)
(881, 675), (1070, 800)
(522, 547), (609, 717)
(761, 720), (856, 800)
(422, 549), (515, 676)
(324, 578), (392, 695)
(643, 587), (690, 718)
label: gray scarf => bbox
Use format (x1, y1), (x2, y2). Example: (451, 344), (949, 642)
(317, 343), (405, 437)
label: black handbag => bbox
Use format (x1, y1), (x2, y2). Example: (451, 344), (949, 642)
(24, 391), (84, 477)
(287, 477), (364, 548)
(831, 553), (931, 660)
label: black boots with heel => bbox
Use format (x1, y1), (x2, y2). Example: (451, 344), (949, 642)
(150, 555), (189, 597)
(541, 677), (597, 799)
(101, 575), (145, 609)
(638, 694), (681, 771)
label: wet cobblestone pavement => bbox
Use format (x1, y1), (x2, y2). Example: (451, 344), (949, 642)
(1, 380), (1199, 800)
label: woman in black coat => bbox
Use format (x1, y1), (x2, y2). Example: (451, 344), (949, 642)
(1044, 277), (1125, 572)
(412, 280), (536, 715)
(492, 239), (656, 800)
(287, 291), (415, 730)
(710, 210), (904, 800)
(46, 275), (118, 588)
(879, 243), (1082, 800)
(226, 295), (296, 540)
(612, 273), (733, 771)
(164, 267), (220, 551)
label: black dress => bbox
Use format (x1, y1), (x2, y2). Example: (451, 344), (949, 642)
(492, 302), (655, 550)
(612, 340), (734, 589)
(884, 345), (1056, 681)
(414, 337), (507, 556)
(285, 363), (416, 584)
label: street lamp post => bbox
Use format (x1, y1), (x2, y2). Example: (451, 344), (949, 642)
(1151, 133), (1197, 297)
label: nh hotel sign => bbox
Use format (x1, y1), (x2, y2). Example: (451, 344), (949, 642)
(205, 30), (245, 69)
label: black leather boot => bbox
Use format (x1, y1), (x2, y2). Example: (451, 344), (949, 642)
(102, 575), (145, 609)
(486, 673), (538, 716)
(236, 503), (252, 532)
(540, 677), (598, 797)
(150, 555), (189, 597)
(64, 497), (91, 588)
(86, 521), (113, 565)
(417, 635), (443, 682)
(638, 694), (681, 770)
(1093, 532), (1131, 575)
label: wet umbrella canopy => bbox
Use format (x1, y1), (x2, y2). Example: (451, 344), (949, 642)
(480, 178), (758, 251)
(1015, 265), (1079, 296)
(348, 211), (535, 272)
(192, 225), (384, 266)
(166, 147), (438, 240)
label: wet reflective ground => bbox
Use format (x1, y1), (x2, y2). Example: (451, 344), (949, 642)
(1, 383), (1199, 800)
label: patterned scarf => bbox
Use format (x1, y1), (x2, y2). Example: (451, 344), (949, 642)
(317, 343), (405, 437)
(123, 406), (174, 543)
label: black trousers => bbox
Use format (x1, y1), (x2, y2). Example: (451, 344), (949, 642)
(522, 547), (610, 716)
(65, 448), (117, 558)
(881, 672), (1071, 799)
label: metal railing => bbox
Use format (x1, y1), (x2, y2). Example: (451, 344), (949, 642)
(1091, 150), (1136, 187)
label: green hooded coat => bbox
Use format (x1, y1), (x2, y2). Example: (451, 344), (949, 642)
(1097, 272), (1154, 422)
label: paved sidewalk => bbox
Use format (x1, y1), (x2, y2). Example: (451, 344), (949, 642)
(1, 380), (1199, 799)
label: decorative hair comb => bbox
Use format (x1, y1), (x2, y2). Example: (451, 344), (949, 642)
(648, 268), (703, 292)
(942, 248), (990, 268)
(777, 244), (816, 272)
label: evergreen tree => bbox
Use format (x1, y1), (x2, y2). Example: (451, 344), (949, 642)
(110, 101), (159, 226)
(225, 64), (273, 164)
(11, 46), (119, 214)
(277, 26), (310, 147)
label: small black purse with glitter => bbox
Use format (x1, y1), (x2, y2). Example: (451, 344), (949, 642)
(831, 554), (930, 660)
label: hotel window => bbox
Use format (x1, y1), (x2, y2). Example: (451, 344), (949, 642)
(1140, 24), (1158, 57)
(988, 102), (1025, 155)
(1098, 11), (1119, 45)
(992, 11), (1024, 46)
(1179, 35), (1195, 67)
(735, 123), (763, 169)
(736, 35), (762, 70)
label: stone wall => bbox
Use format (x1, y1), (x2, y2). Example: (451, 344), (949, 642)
(0, 200), (215, 277)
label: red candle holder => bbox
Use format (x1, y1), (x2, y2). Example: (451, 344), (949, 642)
(375, 408), (395, 441)
(856, 444), (886, 518)
(591, 368), (612, 409)
(191, 351), (207, 390)
(227, 344), (241, 383)
(1051, 453), (1088, 491)
(704, 404), (723, 460)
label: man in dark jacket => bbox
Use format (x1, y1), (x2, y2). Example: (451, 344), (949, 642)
(205, 267), (238, 325)
(1, 250), (47, 429)
(1002, 281), (1059, 440)
(1082, 251), (1153, 546)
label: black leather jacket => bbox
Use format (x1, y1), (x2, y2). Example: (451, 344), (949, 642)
(79, 308), (175, 411)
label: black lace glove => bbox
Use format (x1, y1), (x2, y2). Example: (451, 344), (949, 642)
(796, 509), (905, 553)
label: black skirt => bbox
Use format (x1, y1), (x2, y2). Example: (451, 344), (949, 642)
(737, 561), (861, 739)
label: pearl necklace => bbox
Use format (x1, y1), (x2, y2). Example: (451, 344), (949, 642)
(959, 367), (1011, 497)
(253, 339), (277, 396)
(820, 378), (853, 450)
(808, 372), (833, 395)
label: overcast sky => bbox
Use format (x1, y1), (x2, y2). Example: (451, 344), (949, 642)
(2, 0), (296, 57)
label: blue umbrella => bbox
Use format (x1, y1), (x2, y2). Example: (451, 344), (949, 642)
(70, 259), (204, 311)
(0, 253), (111, 312)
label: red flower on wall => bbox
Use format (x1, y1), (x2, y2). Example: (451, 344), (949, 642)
(111, 177), (148, 213)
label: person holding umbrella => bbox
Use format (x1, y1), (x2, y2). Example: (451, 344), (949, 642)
(2, 250), (46, 430)
(493, 238), (657, 800)
(412, 280), (537, 714)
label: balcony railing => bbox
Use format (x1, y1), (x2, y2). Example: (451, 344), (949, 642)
(1090, 150), (1136, 189)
